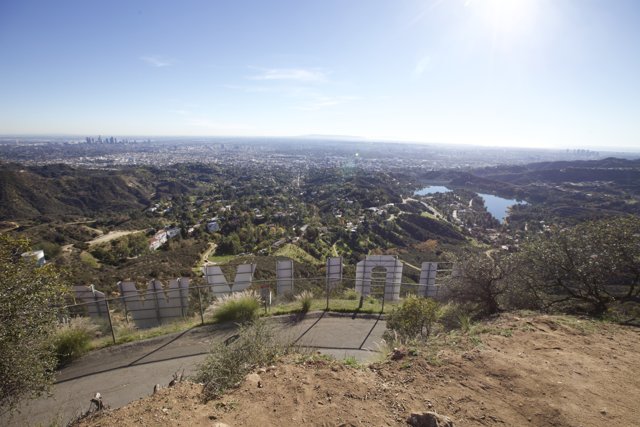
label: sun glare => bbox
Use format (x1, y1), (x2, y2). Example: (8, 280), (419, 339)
(470, 0), (539, 36)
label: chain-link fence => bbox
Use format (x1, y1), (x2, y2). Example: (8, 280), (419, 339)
(64, 260), (455, 344)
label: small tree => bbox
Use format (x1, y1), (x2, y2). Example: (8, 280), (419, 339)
(216, 233), (242, 255)
(386, 295), (439, 341)
(0, 235), (68, 415)
(517, 216), (640, 315)
(446, 251), (513, 315)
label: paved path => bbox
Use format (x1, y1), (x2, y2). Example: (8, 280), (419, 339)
(4, 312), (386, 427)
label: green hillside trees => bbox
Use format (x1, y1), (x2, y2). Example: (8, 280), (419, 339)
(0, 235), (68, 415)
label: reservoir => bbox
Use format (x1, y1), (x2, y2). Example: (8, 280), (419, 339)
(416, 186), (524, 223)
(477, 193), (524, 223)
(415, 185), (451, 196)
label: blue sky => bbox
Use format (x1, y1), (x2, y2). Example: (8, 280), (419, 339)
(0, 0), (639, 150)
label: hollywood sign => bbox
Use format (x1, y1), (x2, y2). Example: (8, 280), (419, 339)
(74, 255), (444, 329)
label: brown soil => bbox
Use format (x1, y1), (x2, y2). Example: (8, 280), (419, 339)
(75, 313), (640, 426)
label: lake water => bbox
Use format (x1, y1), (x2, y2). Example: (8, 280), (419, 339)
(415, 185), (451, 195)
(415, 186), (524, 223)
(477, 193), (524, 223)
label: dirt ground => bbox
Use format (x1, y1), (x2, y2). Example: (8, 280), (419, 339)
(86, 229), (144, 246)
(75, 313), (640, 426)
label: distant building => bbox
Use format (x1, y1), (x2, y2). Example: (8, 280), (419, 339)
(166, 227), (181, 239)
(149, 227), (181, 250)
(149, 231), (168, 250)
(21, 250), (46, 267)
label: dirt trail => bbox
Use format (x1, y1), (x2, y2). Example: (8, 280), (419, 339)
(198, 242), (218, 266)
(86, 230), (145, 247)
(0, 221), (19, 233)
(75, 314), (640, 426)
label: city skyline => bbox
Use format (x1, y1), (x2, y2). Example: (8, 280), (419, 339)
(1, 0), (639, 151)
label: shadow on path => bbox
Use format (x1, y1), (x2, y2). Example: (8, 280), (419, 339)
(292, 311), (326, 346)
(55, 312), (384, 385)
(358, 311), (383, 350)
(55, 326), (203, 385)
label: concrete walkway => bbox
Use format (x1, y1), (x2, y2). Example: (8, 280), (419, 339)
(3, 312), (386, 427)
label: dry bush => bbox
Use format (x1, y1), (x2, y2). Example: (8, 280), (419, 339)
(295, 290), (314, 314)
(205, 290), (261, 324)
(195, 319), (286, 400)
(52, 317), (99, 367)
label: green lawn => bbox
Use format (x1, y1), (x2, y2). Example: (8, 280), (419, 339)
(274, 243), (321, 265)
(207, 254), (236, 264)
(80, 251), (101, 268)
(420, 211), (438, 220)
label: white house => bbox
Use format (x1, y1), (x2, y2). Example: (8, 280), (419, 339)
(21, 250), (46, 267)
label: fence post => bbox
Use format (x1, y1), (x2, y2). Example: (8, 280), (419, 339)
(105, 298), (116, 345)
(93, 288), (102, 317)
(196, 285), (204, 325)
(179, 278), (187, 318)
(326, 282), (330, 311)
(152, 280), (162, 326)
(118, 281), (129, 324)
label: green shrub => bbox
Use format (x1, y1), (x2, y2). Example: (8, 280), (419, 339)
(1, 235), (68, 415)
(343, 289), (359, 300)
(195, 319), (285, 400)
(295, 290), (314, 314)
(52, 317), (98, 367)
(206, 290), (260, 324)
(385, 295), (439, 341)
(438, 302), (477, 332)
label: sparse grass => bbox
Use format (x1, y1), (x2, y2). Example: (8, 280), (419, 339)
(438, 302), (477, 332)
(206, 291), (261, 324)
(552, 315), (602, 335)
(457, 313), (473, 333)
(52, 317), (98, 366)
(89, 315), (200, 350)
(343, 289), (359, 300)
(420, 211), (437, 220)
(268, 298), (395, 316)
(295, 290), (314, 314)
(274, 243), (320, 265)
(292, 352), (335, 365)
(117, 318), (197, 344)
(424, 350), (444, 366)
(79, 251), (101, 268)
(343, 356), (360, 367)
(469, 335), (483, 346)
(207, 254), (236, 264)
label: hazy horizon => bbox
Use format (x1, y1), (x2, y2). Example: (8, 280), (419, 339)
(2, 133), (638, 154)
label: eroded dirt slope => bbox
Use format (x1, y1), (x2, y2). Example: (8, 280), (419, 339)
(76, 314), (640, 426)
